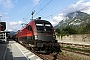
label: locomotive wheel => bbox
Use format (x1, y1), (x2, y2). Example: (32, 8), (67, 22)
(30, 46), (35, 51)
(30, 47), (32, 50)
(55, 47), (62, 52)
(31, 47), (34, 50)
(31, 47), (38, 51)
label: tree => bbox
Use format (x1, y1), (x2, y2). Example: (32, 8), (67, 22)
(82, 23), (90, 33)
(55, 28), (61, 34)
(62, 26), (77, 34)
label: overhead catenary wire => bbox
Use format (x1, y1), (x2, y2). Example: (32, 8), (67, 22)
(21, 0), (42, 30)
(23, 0), (42, 20)
(43, 10), (61, 19)
(33, 10), (62, 21)
(35, 10), (61, 19)
(23, 0), (61, 21)
(34, 0), (53, 17)
(35, 11), (46, 18)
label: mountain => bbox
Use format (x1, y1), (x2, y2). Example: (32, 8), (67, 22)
(10, 31), (16, 36)
(54, 11), (90, 29)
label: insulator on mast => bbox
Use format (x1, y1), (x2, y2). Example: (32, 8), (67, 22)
(31, 10), (35, 20)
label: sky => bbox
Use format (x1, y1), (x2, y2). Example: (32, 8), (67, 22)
(0, 0), (90, 31)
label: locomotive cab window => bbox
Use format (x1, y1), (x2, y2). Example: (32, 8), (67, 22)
(36, 23), (44, 31)
(45, 23), (52, 32)
(26, 25), (32, 31)
(36, 22), (52, 32)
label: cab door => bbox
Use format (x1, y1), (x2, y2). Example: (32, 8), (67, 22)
(26, 25), (34, 44)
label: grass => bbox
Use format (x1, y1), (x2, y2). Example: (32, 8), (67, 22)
(63, 46), (90, 53)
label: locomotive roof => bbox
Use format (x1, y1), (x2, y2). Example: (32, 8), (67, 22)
(34, 20), (51, 24)
(16, 19), (52, 34)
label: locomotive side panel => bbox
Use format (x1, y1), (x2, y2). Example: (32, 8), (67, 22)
(18, 25), (33, 44)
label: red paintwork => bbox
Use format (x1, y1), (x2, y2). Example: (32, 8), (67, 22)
(51, 24), (55, 35)
(28, 20), (38, 36)
(16, 20), (38, 38)
(0, 26), (3, 31)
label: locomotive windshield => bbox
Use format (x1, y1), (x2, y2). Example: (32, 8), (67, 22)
(36, 22), (52, 32)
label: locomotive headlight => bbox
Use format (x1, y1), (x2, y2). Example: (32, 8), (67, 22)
(53, 35), (56, 39)
(35, 35), (38, 40)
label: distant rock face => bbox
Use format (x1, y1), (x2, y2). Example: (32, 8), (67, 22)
(54, 11), (90, 29)
(10, 31), (16, 36)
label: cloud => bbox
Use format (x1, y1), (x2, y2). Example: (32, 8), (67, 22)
(32, 0), (40, 6)
(6, 21), (23, 31)
(51, 0), (90, 26)
(5, 16), (9, 19)
(0, 12), (2, 16)
(9, 22), (17, 25)
(9, 21), (23, 25)
(4, 12), (8, 14)
(8, 29), (13, 31)
(0, 0), (14, 9)
(50, 13), (64, 26)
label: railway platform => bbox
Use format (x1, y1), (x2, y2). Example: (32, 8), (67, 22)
(0, 43), (7, 60)
(0, 40), (42, 60)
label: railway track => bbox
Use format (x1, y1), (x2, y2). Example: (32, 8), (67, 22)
(28, 49), (76, 60)
(62, 48), (90, 56)
(17, 41), (90, 60)
(59, 42), (90, 56)
(34, 48), (90, 60)
(20, 43), (87, 60)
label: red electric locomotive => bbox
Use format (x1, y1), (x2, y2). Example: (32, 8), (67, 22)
(15, 17), (61, 53)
